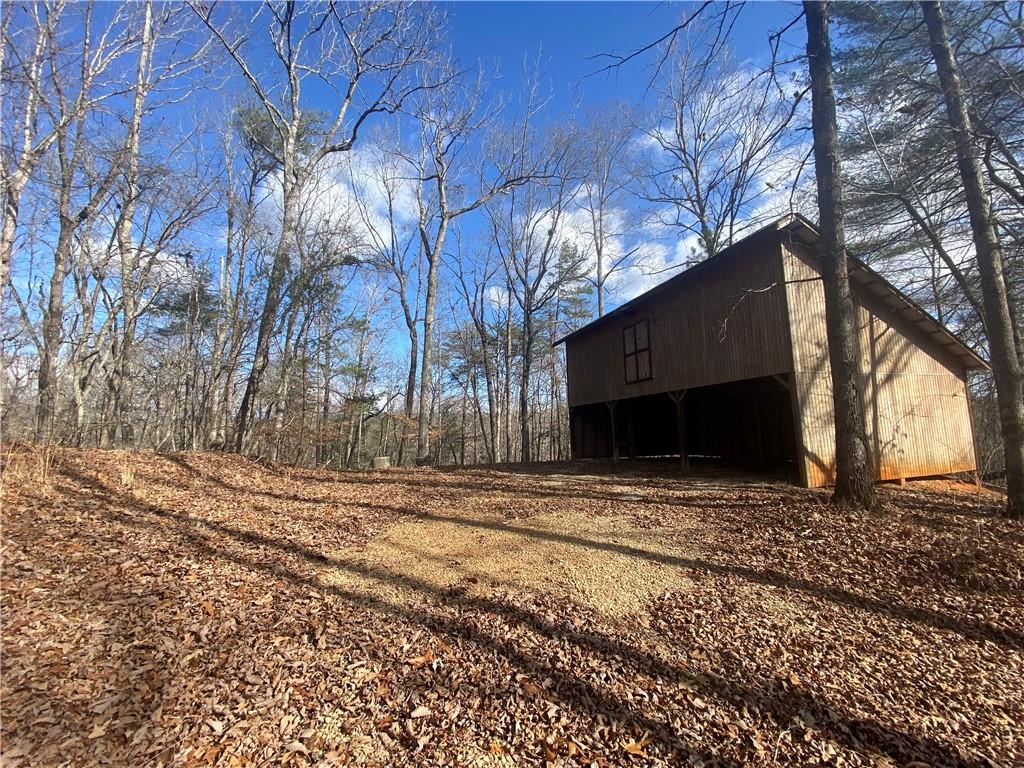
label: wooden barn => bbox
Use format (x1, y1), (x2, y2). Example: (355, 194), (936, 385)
(557, 214), (986, 488)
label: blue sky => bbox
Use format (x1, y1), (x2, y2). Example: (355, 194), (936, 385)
(208, 1), (812, 336)
(6, 1), (812, 371)
(446, 1), (802, 109)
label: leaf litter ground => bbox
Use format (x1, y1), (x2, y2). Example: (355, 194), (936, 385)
(2, 446), (1022, 767)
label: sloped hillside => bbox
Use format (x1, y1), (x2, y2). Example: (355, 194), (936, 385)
(2, 446), (1022, 767)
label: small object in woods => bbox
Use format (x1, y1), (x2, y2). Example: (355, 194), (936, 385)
(371, 456), (391, 469)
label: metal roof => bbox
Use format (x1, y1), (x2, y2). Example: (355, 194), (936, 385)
(555, 213), (988, 371)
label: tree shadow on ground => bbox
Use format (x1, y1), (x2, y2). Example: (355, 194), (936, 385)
(158, 454), (1023, 649)
(53, 463), (1004, 767)
(161, 453), (813, 517)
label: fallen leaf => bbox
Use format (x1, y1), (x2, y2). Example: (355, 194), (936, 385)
(622, 733), (653, 756)
(405, 649), (437, 668)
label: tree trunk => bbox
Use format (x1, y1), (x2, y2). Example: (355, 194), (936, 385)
(235, 179), (298, 452)
(805, 0), (876, 509)
(459, 388), (467, 466)
(399, 324), (417, 465)
(519, 313), (533, 463)
(36, 219), (75, 441)
(107, 0), (155, 448)
(503, 282), (513, 462)
(269, 322), (296, 462)
(484, 356), (499, 462)
(317, 321), (331, 466)
(922, 0), (1024, 517)
(416, 216), (448, 463)
(0, 186), (20, 304)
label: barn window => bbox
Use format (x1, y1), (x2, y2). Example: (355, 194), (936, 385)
(623, 318), (652, 384)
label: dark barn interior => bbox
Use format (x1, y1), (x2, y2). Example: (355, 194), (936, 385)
(570, 375), (798, 477)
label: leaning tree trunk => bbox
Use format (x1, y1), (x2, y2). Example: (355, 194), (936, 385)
(922, 0), (1024, 518)
(805, 0), (876, 509)
(482, 343), (499, 463)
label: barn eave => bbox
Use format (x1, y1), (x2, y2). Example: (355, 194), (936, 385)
(555, 213), (988, 373)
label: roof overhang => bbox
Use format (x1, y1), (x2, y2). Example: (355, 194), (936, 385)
(553, 219), (780, 346)
(779, 214), (988, 371)
(555, 213), (988, 372)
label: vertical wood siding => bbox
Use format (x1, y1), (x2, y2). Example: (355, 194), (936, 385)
(782, 238), (977, 487)
(565, 232), (791, 406)
(858, 299), (976, 481)
(781, 242), (836, 487)
(564, 226), (977, 487)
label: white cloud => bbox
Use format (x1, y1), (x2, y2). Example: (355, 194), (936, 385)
(607, 231), (705, 303)
(252, 142), (421, 261)
(485, 284), (508, 310)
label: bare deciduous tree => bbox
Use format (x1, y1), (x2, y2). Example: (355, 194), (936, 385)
(641, 21), (801, 259)
(404, 60), (538, 464)
(1, 0), (134, 307)
(191, 0), (438, 452)
(576, 105), (638, 317)
(489, 123), (586, 463)
(346, 138), (422, 464)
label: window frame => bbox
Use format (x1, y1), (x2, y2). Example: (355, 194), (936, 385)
(623, 318), (652, 384)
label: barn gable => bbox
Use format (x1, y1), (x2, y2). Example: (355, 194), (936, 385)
(560, 224), (791, 407)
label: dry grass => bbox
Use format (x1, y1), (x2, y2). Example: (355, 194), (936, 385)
(1, 442), (57, 497)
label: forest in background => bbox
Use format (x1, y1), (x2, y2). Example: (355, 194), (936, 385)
(2, 1), (1022, 478)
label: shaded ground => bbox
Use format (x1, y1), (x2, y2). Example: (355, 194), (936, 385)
(2, 446), (1022, 767)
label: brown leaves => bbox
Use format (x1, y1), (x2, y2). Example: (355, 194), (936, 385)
(404, 649), (437, 668)
(518, 674), (543, 698)
(621, 732), (653, 757)
(87, 721), (109, 739)
(1, 447), (1022, 767)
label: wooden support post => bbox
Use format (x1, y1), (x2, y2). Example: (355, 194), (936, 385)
(667, 390), (688, 474)
(605, 400), (619, 461)
(626, 404), (636, 459)
(779, 371), (809, 487)
(568, 406), (577, 460)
